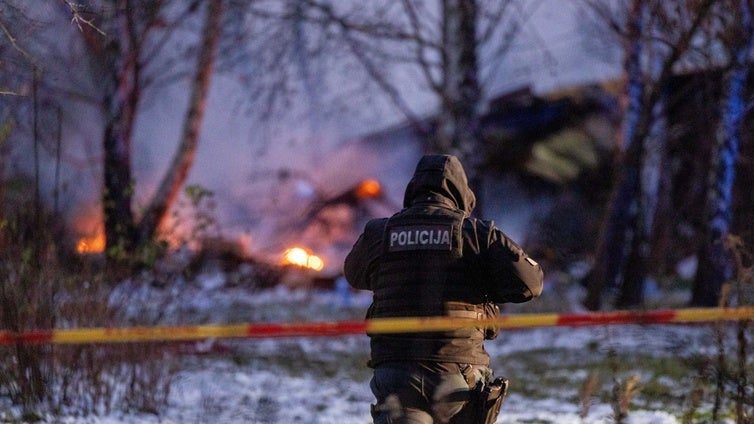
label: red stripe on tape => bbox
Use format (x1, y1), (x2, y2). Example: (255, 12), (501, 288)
(0, 332), (13, 345)
(0, 330), (54, 345)
(557, 309), (678, 327)
(245, 321), (368, 338)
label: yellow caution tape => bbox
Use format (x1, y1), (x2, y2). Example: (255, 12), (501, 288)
(1, 307), (753, 345)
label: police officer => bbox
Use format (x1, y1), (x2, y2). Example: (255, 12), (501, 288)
(344, 154), (543, 424)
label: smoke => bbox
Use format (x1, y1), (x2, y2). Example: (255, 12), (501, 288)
(3, 0), (622, 270)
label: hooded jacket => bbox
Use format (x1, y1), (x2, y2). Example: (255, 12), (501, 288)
(344, 154), (543, 366)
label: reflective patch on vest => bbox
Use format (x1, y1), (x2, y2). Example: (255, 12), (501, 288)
(387, 224), (452, 252)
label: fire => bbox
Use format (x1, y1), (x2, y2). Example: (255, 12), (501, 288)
(355, 179), (382, 198)
(281, 246), (324, 271)
(76, 233), (105, 254)
(71, 204), (106, 254)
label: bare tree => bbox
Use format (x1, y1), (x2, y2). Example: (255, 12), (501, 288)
(582, 0), (717, 310)
(692, 0), (754, 306)
(73, 0), (223, 258)
(79, 0), (143, 256)
(136, 0), (223, 245)
(230, 0), (526, 207)
(345, 0), (520, 181)
(0, 1), (31, 226)
(436, 0), (482, 171)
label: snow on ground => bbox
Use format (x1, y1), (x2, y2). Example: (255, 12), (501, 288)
(50, 349), (689, 424)
(40, 275), (734, 424)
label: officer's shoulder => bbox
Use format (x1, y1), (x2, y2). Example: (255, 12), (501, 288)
(463, 217), (495, 231)
(364, 217), (389, 233)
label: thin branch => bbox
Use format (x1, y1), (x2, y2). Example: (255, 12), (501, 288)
(478, 1), (536, 88)
(293, 0), (441, 47)
(646, 0), (717, 108)
(581, 0), (629, 38)
(401, 0), (441, 91)
(0, 18), (32, 62)
(302, 0), (432, 136)
(344, 32), (432, 137)
(61, 0), (106, 35)
(0, 90), (26, 97)
(140, 1), (202, 72)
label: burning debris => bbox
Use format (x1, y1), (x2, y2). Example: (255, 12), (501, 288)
(76, 233), (105, 254)
(67, 176), (396, 291)
(280, 246), (324, 272)
(353, 178), (382, 199)
(273, 177), (397, 275)
(304, 178), (385, 220)
(72, 204), (107, 255)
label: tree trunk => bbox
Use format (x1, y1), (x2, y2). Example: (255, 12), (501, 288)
(136, 0), (224, 244)
(436, 0), (484, 211)
(584, 0), (715, 309)
(102, 1), (139, 256)
(691, 0), (752, 306)
(584, 0), (645, 310)
(616, 91), (667, 308)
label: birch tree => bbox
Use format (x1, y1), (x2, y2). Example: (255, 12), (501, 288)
(583, 0), (716, 310)
(692, 0), (754, 306)
(80, 0), (143, 256)
(135, 0), (223, 245)
(75, 0), (223, 258)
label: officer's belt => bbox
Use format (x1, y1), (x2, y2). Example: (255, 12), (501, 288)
(448, 311), (484, 319)
(446, 309), (485, 320)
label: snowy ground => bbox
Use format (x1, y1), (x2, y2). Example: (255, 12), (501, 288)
(13, 272), (738, 424)
(51, 332), (702, 424)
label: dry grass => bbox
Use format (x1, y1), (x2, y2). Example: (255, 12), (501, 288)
(0, 205), (178, 421)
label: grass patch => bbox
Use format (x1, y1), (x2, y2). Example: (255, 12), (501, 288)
(226, 337), (372, 382)
(488, 335), (750, 419)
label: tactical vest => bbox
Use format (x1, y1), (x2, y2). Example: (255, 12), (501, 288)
(367, 204), (491, 367)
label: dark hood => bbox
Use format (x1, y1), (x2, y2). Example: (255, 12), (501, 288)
(402, 154), (476, 216)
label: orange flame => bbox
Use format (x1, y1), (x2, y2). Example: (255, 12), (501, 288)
(281, 246), (324, 271)
(71, 204), (106, 255)
(76, 233), (105, 254)
(355, 179), (382, 198)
